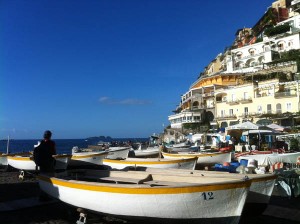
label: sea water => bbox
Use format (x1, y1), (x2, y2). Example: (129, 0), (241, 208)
(0, 138), (147, 154)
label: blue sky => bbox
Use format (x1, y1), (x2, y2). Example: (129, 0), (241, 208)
(1, 0), (273, 139)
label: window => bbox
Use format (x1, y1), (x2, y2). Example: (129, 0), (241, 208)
(278, 43), (284, 51)
(229, 109), (233, 116)
(257, 105), (262, 114)
(250, 61), (257, 67)
(221, 110), (225, 117)
(244, 92), (248, 100)
(244, 107), (248, 115)
(287, 102), (292, 111)
(249, 48), (255, 56)
(237, 53), (242, 59)
(267, 104), (272, 113)
(231, 94), (236, 101)
(276, 103), (282, 114)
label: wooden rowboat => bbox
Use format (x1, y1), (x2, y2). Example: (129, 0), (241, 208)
(38, 169), (251, 223)
(162, 151), (232, 165)
(132, 146), (160, 158)
(69, 151), (109, 167)
(7, 154), (70, 171)
(79, 146), (131, 160)
(103, 157), (197, 170)
(106, 146), (131, 159)
(144, 167), (277, 214)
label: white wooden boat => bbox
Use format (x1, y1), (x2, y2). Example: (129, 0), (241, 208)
(1, 152), (32, 171)
(166, 146), (200, 153)
(69, 151), (109, 167)
(106, 146), (130, 159)
(171, 141), (192, 148)
(72, 146), (129, 160)
(144, 167), (277, 214)
(131, 145), (160, 158)
(38, 169), (251, 223)
(162, 151), (232, 164)
(103, 157), (197, 170)
(7, 154), (70, 171)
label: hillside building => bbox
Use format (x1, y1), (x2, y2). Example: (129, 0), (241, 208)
(167, 0), (300, 139)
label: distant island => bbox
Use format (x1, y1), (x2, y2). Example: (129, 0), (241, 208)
(85, 136), (113, 142)
(85, 136), (149, 144)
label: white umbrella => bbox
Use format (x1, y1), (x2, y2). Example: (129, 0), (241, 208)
(226, 121), (273, 148)
(226, 121), (260, 131)
(267, 123), (290, 132)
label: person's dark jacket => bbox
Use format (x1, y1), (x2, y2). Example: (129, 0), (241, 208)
(33, 140), (56, 172)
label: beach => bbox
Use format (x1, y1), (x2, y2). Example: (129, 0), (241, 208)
(0, 169), (299, 224)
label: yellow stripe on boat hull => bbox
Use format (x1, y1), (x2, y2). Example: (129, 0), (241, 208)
(103, 157), (197, 165)
(38, 175), (251, 194)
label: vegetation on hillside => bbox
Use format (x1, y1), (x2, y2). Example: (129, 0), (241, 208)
(264, 24), (291, 37)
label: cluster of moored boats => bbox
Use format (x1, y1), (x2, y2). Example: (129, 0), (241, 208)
(0, 139), (298, 223)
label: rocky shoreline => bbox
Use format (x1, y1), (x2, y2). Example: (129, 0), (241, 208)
(0, 169), (299, 224)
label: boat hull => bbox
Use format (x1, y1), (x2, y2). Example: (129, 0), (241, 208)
(69, 152), (109, 166)
(162, 151), (232, 164)
(7, 154), (70, 171)
(38, 170), (250, 223)
(106, 147), (130, 159)
(103, 157), (197, 170)
(143, 168), (276, 213)
(133, 148), (160, 158)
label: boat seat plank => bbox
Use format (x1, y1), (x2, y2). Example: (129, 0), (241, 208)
(99, 177), (143, 184)
(143, 180), (192, 187)
(78, 174), (153, 184)
(100, 174), (153, 184)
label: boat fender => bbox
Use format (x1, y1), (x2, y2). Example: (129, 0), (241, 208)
(243, 175), (249, 181)
(18, 170), (25, 181)
(76, 208), (87, 224)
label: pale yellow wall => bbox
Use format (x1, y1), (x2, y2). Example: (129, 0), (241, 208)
(215, 85), (253, 117)
(204, 56), (223, 75)
(215, 81), (300, 125)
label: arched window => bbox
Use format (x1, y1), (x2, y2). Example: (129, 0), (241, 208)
(236, 51), (243, 59)
(248, 48), (256, 56)
(205, 111), (214, 122)
(192, 101), (199, 109)
(276, 103), (282, 114)
(277, 41), (285, 51)
(258, 56), (265, 64)
(235, 61), (244, 68)
(246, 58), (256, 67)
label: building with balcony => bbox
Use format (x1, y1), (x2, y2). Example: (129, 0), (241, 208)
(225, 15), (300, 74)
(167, 0), (300, 133)
(214, 79), (300, 128)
